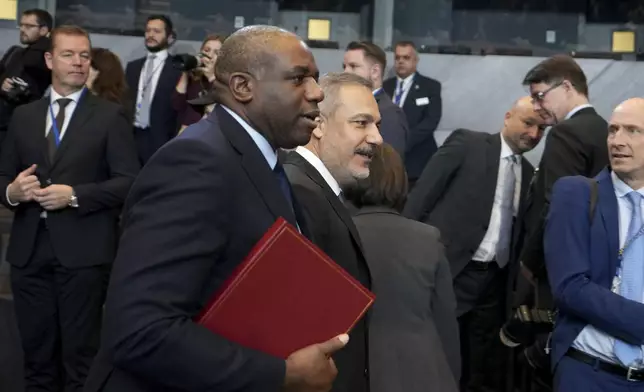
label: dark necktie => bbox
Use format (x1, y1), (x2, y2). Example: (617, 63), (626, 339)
(47, 98), (72, 160)
(274, 162), (295, 213)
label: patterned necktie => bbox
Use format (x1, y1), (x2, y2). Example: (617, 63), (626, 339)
(47, 98), (72, 161)
(136, 54), (157, 128)
(615, 191), (644, 367)
(495, 155), (517, 267)
(394, 79), (404, 106)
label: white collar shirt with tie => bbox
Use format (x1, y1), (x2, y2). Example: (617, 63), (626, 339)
(472, 134), (522, 265)
(394, 73), (415, 107)
(135, 50), (168, 128)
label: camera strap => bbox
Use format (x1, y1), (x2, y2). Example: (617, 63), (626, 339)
(48, 87), (86, 147)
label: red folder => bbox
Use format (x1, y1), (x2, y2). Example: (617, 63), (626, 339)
(196, 217), (375, 359)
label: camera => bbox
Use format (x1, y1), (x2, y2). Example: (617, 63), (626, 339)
(500, 305), (555, 347)
(4, 77), (30, 103)
(171, 53), (210, 72)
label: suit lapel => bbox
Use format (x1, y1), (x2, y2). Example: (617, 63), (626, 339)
(402, 74), (420, 111)
(151, 59), (174, 108)
(50, 90), (95, 171)
(285, 152), (365, 255)
(33, 98), (50, 167)
(213, 106), (298, 228)
(481, 133), (502, 213)
(597, 169), (620, 274)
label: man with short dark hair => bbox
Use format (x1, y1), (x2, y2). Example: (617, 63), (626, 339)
(85, 25), (351, 392)
(0, 8), (53, 148)
(125, 14), (181, 165)
(383, 41), (442, 187)
(344, 41), (408, 158)
(0, 24), (139, 392)
(508, 54), (610, 390)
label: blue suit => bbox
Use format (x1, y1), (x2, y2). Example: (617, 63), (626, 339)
(545, 168), (644, 388)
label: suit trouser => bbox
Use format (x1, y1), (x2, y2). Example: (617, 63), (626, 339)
(10, 221), (108, 392)
(555, 356), (644, 392)
(455, 261), (508, 392)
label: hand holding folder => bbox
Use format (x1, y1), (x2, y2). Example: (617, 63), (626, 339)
(196, 217), (374, 390)
(282, 333), (349, 392)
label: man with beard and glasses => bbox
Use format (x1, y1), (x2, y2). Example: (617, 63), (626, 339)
(506, 56), (609, 391)
(0, 9), (52, 148)
(125, 14), (181, 165)
(404, 97), (545, 392)
(283, 72), (383, 392)
(84, 26), (352, 392)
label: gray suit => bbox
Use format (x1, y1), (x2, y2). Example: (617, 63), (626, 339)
(352, 206), (460, 392)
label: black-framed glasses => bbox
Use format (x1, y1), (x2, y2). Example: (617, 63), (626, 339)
(531, 81), (563, 102)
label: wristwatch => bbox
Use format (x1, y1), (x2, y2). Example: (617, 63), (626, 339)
(69, 189), (79, 208)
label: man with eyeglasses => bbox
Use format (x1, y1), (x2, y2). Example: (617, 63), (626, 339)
(504, 54), (609, 391)
(0, 9), (52, 149)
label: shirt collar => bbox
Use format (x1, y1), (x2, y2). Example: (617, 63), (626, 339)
(147, 49), (168, 62)
(500, 133), (517, 160)
(397, 73), (415, 88)
(220, 105), (277, 170)
(565, 104), (593, 120)
(49, 87), (84, 104)
(611, 171), (644, 198)
(295, 146), (342, 196)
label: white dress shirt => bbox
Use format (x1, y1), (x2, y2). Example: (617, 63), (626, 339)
(394, 73), (415, 107)
(472, 134), (522, 262)
(572, 171), (644, 368)
(220, 105), (277, 169)
(6, 87), (85, 207)
(564, 104), (593, 120)
(134, 49), (168, 127)
(295, 146), (342, 197)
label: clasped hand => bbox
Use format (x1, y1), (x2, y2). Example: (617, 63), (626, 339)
(8, 164), (73, 210)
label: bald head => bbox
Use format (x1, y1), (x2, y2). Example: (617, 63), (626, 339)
(614, 97), (644, 114)
(502, 95), (546, 153)
(511, 96), (535, 113)
(609, 98), (644, 188)
(215, 25), (305, 81)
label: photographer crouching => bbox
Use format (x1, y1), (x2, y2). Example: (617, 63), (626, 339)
(0, 9), (52, 148)
(171, 34), (225, 132)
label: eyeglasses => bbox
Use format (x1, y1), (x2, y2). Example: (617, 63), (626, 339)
(531, 81), (563, 102)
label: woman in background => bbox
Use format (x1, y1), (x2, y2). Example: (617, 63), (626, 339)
(86, 47), (132, 120)
(346, 143), (461, 392)
(172, 34), (225, 131)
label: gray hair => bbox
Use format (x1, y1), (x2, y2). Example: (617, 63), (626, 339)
(319, 72), (373, 117)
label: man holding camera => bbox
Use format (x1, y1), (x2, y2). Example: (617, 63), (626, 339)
(0, 9), (53, 149)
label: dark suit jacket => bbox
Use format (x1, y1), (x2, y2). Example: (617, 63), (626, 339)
(519, 107), (608, 285)
(84, 105), (306, 392)
(402, 130), (533, 279)
(283, 151), (370, 392)
(125, 56), (181, 152)
(352, 206), (460, 392)
(383, 72), (442, 181)
(374, 89), (408, 159)
(0, 92), (139, 268)
(544, 169), (644, 369)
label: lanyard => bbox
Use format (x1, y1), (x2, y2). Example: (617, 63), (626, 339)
(618, 224), (644, 261)
(48, 88), (85, 147)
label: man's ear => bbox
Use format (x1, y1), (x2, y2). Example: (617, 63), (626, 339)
(311, 116), (325, 139)
(228, 72), (254, 103)
(44, 52), (53, 71)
